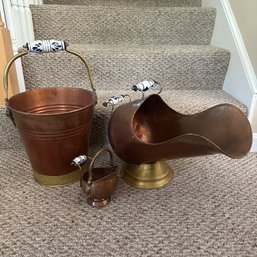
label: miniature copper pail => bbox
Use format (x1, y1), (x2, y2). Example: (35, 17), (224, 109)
(81, 148), (118, 208)
(3, 40), (97, 185)
(108, 94), (252, 188)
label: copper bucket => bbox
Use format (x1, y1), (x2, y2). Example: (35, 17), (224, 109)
(108, 94), (252, 189)
(3, 40), (97, 186)
(79, 148), (118, 208)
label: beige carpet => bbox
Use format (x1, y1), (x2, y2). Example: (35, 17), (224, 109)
(31, 5), (215, 45)
(0, 149), (257, 256)
(43, 0), (202, 7)
(2, 0), (256, 256)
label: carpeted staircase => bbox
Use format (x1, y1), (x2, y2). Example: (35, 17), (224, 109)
(21, 1), (246, 147)
(1, 1), (257, 256)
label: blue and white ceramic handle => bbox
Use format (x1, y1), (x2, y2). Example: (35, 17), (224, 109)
(3, 39), (96, 102)
(71, 154), (91, 187)
(103, 94), (131, 113)
(25, 39), (66, 53)
(132, 79), (162, 99)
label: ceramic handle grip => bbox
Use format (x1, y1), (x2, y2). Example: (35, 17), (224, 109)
(71, 155), (88, 166)
(103, 94), (131, 114)
(24, 39), (66, 53)
(132, 79), (162, 99)
(132, 80), (157, 92)
(103, 95), (128, 107)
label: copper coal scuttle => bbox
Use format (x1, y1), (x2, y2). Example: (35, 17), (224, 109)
(106, 80), (252, 189)
(72, 148), (118, 208)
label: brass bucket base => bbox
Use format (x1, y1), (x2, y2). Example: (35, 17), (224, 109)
(121, 161), (174, 189)
(87, 197), (111, 208)
(33, 169), (80, 186)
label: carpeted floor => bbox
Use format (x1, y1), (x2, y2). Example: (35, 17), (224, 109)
(0, 149), (257, 256)
(1, 0), (257, 256)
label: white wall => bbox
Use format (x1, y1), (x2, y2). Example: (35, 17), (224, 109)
(1, 0), (43, 93)
(229, 0), (257, 134)
(229, 0), (257, 77)
(202, 0), (257, 151)
(202, 0), (255, 109)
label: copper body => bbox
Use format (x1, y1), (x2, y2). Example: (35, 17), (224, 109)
(81, 148), (118, 208)
(108, 94), (252, 164)
(7, 87), (96, 184)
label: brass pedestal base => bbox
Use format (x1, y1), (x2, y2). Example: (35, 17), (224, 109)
(121, 161), (174, 189)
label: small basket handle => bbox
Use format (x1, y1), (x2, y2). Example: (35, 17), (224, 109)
(3, 39), (96, 102)
(87, 148), (114, 186)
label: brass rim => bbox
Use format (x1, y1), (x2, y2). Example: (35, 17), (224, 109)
(33, 168), (80, 186)
(125, 168), (170, 182)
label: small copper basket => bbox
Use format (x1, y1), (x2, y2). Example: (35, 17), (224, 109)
(80, 148), (118, 208)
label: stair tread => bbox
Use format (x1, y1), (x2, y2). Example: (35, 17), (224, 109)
(43, 0), (202, 7)
(31, 5), (216, 45)
(96, 89), (247, 114)
(71, 43), (228, 53)
(34, 4), (212, 11)
(21, 44), (230, 91)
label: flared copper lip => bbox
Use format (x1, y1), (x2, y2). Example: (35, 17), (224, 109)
(130, 99), (252, 158)
(7, 87), (97, 116)
(108, 94), (252, 163)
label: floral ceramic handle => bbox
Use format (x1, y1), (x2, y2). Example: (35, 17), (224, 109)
(3, 39), (96, 102)
(132, 79), (162, 99)
(103, 94), (131, 113)
(25, 39), (66, 53)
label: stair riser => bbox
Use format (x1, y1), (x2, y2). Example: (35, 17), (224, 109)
(21, 47), (230, 91)
(43, 0), (202, 7)
(31, 5), (216, 45)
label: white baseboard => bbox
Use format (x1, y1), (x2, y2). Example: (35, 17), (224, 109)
(250, 133), (257, 152)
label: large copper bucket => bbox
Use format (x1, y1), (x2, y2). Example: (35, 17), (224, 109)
(3, 40), (97, 185)
(108, 94), (252, 188)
